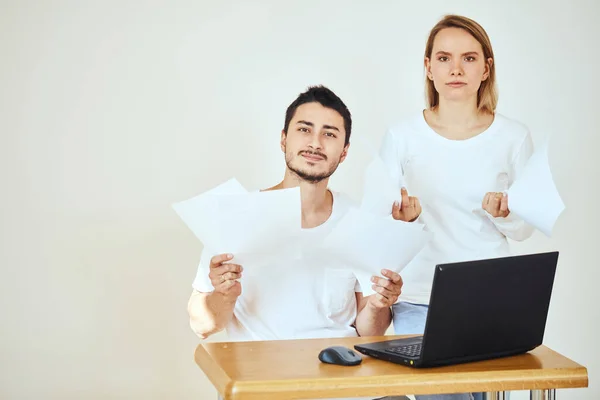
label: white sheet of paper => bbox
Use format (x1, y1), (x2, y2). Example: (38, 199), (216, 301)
(172, 178), (247, 251)
(320, 208), (430, 296)
(361, 156), (402, 217)
(507, 140), (565, 237)
(214, 187), (303, 265)
(173, 181), (303, 266)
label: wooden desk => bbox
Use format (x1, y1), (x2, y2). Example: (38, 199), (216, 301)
(195, 335), (588, 400)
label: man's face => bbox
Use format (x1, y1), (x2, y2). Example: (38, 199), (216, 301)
(281, 102), (349, 183)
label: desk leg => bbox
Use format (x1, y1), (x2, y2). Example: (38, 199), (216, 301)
(530, 389), (556, 400)
(482, 392), (507, 399)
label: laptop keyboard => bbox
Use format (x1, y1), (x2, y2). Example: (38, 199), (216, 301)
(386, 342), (422, 357)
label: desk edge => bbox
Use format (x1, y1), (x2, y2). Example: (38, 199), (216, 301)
(194, 344), (234, 398)
(224, 366), (588, 399)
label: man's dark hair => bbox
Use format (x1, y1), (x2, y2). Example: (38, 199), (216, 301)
(283, 85), (352, 146)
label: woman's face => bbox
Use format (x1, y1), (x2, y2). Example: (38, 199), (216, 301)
(425, 27), (492, 105)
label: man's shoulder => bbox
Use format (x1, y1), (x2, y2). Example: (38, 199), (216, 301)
(330, 191), (359, 212)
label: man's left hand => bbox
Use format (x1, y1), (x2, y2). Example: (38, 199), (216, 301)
(368, 269), (403, 308)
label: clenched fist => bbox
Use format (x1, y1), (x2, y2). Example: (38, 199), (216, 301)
(208, 253), (243, 299)
(482, 192), (510, 218)
(368, 269), (403, 309)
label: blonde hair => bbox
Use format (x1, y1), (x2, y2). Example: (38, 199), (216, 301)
(424, 15), (497, 114)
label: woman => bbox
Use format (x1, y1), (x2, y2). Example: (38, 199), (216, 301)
(380, 14), (534, 400)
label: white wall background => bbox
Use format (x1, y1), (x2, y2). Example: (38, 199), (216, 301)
(1, 0), (598, 399)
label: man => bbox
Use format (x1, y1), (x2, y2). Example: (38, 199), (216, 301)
(187, 85), (420, 343)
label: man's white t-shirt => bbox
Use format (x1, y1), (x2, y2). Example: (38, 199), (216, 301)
(192, 191), (362, 342)
(380, 112), (535, 305)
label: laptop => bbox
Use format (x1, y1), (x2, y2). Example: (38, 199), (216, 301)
(354, 251), (559, 368)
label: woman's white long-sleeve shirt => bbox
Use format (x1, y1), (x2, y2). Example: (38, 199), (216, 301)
(380, 112), (534, 305)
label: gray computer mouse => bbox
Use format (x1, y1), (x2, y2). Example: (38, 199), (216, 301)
(318, 346), (362, 366)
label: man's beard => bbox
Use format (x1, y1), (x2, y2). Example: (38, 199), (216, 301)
(286, 151), (339, 183)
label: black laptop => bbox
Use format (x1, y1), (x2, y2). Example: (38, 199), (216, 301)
(354, 251), (559, 368)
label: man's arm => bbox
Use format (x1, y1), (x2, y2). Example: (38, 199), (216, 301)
(354, 292), (392, 336)
(187, 253), (242, 339)
(188, 290), (238, 339)
(353, 269), (403, 337)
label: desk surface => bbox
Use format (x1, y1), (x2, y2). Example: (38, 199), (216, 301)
(195, 335), (588, 400)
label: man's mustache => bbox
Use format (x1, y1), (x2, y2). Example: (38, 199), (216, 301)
(299, 150), (327, 160)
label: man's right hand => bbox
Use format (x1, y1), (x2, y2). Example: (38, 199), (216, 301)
(208, 253), (243, 299)
(188, 253), (242, 339)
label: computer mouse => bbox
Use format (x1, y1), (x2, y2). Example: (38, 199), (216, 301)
(318, 346), (362, 366)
